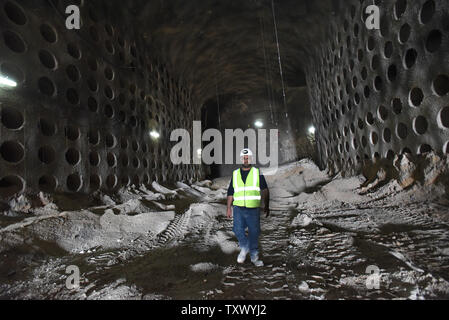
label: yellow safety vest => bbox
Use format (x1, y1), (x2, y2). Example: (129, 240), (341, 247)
(232, 167), (261, 208)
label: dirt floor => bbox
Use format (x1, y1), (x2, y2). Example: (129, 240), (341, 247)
(1, 159), (449, 300)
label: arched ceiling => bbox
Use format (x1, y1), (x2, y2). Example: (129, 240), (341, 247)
(118, 0), (338, 104)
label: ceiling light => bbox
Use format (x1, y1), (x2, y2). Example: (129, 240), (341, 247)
(150, 130), (160, 139)
(254, 120), (263, 128)
(0, 74), (17, 87)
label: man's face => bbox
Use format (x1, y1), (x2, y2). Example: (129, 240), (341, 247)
(242, 155), (251, 167)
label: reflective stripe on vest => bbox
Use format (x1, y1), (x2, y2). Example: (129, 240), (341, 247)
(232, 167), (261, 208)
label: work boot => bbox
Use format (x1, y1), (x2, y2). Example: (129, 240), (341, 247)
(237, 249), (248, 264)
(251, 254), (264, 267)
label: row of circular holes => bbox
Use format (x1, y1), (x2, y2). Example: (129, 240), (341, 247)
(0, 169), (187, 197)
(2, 8), (180, 108)
(37, 49), (171, 128)
(333, 42), (439, 91)
(331, 107), (448, 144)
(321, 0), (446, 158)
(329, 26), (441, 71)
(320, 33), (448, 124)
(0, 2), (193, 191)
(0, 107), (161, 148)
(338, 0), (439, 40)
(1, 115), (169, 171)
(0, 140), (165, 170)
(334, 145), (440, 162)
(329, 141), (448, 166)
(2, 2), (158, 122)
(334, 123), (445, 154)
(321, 101), (449, 150)
(320, 1), (443, 97)
(0, 133), (171, 178)
(304, 0), (439, 88)
(323, 82), (449, 130)
(2, 3), (190, 120)
(326, 104), (449, 150)
(330, 72), (448, 113)
(320, 28), (443, 106)
(0, 165), (199, 195)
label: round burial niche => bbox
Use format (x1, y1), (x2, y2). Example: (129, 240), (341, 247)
(0, 140), (24, 163)
(39, 50), (57, 70)
(392, 98), (403, 114)
(409, 88), (424, 107)
(67, 173), (82, 192)
(438, 106), (449, 129)
(397, 123), (408, 140)
(38, 77), (56, 96)
(89, 151), (100, 166)
(4, 1), (27, 25)
(39, 175), (57, 192)
(404, 49), (417, 69)
(66, 65), (80, 82)
(433, 75), (449, 96)
(89, 129), (100, 145)
(106, 175), (117, 189)
(65, 148), (80, 166)
(107, 153), (117, 167)
(3, 30), (26, 53)
(420, 0), (435, 24)
(40, 24), (57, 43)
(0, 175), (24, 198)
(378, 105), (388, 121)
(394, 0), (407, 20)
(90, 175), (101, 191)
(105, 133), (116, 148)
(66, 125), (80, 141)
(1, 107), (24, 130)
(67, 43), (81, 59)
(418, 144), (432, 154)
(413, 116), (428, 135)
(38, 146), (56, 164)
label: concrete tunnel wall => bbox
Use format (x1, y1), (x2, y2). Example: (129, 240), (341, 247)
(1, 0), (449, 199)
(0, 0), (206, 199)
(307, 0), (449, 176)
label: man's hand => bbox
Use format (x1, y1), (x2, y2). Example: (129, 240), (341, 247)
(262, 189), (270, 218)
(226, 196), (233, 219)
(227, 207), (233, 219)
(264, 207), (270, 218)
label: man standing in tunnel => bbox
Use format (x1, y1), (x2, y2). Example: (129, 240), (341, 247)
(226, 149), (270, 267)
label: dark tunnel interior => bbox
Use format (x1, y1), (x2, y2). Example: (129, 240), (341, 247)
(0, 0), (449, 301)
(0, 0), (446, 193)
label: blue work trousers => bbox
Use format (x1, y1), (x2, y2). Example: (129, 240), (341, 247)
(232, 206), (261, 259)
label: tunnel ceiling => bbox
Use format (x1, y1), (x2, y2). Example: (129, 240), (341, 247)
(113, 0), (337, 103)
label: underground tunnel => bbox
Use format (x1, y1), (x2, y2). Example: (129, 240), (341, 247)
(0, 0), (449, 301)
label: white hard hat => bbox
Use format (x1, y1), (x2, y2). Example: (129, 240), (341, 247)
(240, 148), (253, 157)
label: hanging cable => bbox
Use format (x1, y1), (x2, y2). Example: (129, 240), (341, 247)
(213, 59), (222, 131)
(271, 0), (288, 120)
(259, 3), (278, 126)
(258, 11), (275, 126)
